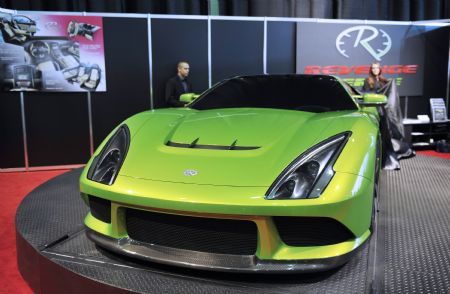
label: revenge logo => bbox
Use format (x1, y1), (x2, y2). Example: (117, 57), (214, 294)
(304, 65), (418, 75)
(303, 65), (419, 87)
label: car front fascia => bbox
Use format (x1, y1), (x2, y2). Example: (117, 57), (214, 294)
(80, 166), (374, 271)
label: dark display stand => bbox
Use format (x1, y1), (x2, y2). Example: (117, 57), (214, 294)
(16, 155), (450, 293)
(0, 92), (24, 168)
(403, 121), (450, 148)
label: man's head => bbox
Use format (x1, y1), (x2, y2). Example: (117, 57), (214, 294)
(177, 61), (190, 79)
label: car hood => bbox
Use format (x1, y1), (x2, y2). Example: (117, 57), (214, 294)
(120, 108), (340, 187)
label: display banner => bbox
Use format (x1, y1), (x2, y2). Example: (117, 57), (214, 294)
(0, 11), (106, 92)
(296, 22), (429, 96)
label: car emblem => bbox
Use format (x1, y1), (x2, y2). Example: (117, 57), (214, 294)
(183, 169), (198, 176)
(336, 25), (392, 61)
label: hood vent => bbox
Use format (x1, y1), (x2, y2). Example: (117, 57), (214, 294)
(166, 138), (260, 151)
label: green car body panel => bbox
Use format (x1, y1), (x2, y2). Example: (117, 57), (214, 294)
(80, 75), (383, 272)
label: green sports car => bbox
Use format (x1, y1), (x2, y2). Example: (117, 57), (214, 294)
(80, 74), (385, 273)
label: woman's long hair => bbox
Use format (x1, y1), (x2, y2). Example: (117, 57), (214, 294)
(367, 62), (388, 90)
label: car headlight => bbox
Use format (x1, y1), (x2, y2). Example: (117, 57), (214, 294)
(87, 125), (130, 185)
(266, 132), (350, 200)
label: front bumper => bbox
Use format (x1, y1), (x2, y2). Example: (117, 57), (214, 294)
(87, 228), (368, 273)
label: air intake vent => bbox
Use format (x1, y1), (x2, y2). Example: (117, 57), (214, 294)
(273, 216), (355, 246)
(126, 208), (258, 255)
(89, 196), (111, 223)
(166, 140), (259, 150)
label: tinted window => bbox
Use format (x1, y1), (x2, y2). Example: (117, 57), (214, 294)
(191, 75), (358, 113)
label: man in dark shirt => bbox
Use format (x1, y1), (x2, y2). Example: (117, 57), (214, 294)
(165, 61), (192, 107)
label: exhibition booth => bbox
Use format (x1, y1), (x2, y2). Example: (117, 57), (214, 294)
(1, 7), (449, 171)
(1, 6), (449, 294)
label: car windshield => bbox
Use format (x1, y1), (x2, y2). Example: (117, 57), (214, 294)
(190, 75), (358, 113)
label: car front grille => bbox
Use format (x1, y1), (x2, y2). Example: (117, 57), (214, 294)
(273, 216), (355, 246)
(126, 208), (258, 255)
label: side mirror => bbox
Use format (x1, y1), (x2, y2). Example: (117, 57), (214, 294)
(358, 93), (387, 107)
(180, 93), (199, 104)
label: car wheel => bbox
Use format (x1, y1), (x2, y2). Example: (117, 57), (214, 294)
(370, 184), (379, 233)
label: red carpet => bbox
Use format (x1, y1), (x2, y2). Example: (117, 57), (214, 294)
(0, 170), (69, 294)
(416, 150), (450, 160)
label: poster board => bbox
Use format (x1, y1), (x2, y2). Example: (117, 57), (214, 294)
(0, 11), (106, 92)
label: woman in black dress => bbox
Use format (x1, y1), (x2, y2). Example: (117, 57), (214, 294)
(362, 62), (388, 93)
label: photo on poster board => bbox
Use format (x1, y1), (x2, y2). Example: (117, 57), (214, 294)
(0, 11), (106, 92)
(429, 98), (448, 122)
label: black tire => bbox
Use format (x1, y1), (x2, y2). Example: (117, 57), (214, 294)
(370, 184), (379, 233)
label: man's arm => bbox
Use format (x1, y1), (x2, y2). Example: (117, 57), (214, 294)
(165, 78), (186, 107)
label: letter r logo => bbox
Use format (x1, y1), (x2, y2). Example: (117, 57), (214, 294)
(336, 26), (392, 61)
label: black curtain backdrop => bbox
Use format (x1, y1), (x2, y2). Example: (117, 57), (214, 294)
(1, 0), (449, 21)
